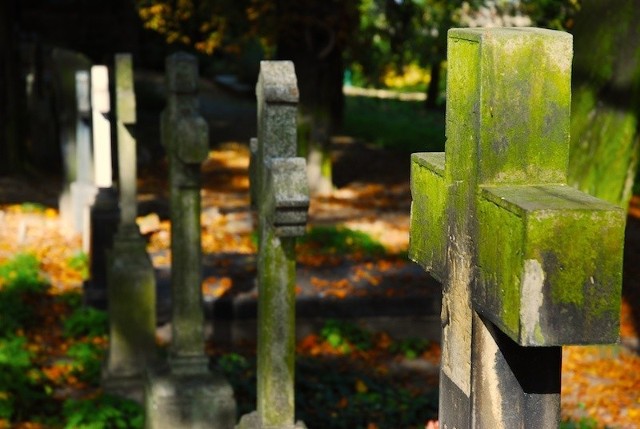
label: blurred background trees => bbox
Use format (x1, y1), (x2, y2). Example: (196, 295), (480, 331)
(2, 0), (639, 209)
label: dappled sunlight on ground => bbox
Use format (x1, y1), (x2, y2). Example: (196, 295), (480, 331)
(562, 345), (640, 428)
(0, 136), (639, 427)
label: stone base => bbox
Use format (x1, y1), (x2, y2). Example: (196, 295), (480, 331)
(85, 187), (120, 308)
(145, 365), (236, 429)
(102, 366), (145, 404)
(236, 411), (307, 429)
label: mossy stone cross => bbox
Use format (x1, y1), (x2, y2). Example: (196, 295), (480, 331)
(410, 27), (625, 427)
(240, 61), (309, 429)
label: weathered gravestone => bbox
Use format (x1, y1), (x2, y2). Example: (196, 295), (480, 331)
(85, 65), (120, 308)
(145, 52), (236, 429)
(237, 61), (309, 429)
(49, 48), (93, 231)
(409, 27), (625, 428)
(103, 53), (157, 400)
(69, 71), (97, 241)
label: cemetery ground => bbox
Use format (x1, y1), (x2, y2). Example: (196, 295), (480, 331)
(0, 72), (640, 428)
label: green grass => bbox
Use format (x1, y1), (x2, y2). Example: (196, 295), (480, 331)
(343, 95), (446, 153)
(298, 226), (387, 258)
(0, 253), (142, 427)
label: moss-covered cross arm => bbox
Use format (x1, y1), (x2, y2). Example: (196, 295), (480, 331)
(409, 27), (624, 348)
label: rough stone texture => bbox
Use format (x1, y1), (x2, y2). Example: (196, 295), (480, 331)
(104, 233), (156, 398)
(471, 313), (561, 428)
(103, 53), (157, 399)
(409, 28), (624, 428)
(146, 370), (236, 429)
(162, 52), (210, 365)
(146, 51), (235, 429)
(238, 61), (309, 429)
(477, 185), (625, 345)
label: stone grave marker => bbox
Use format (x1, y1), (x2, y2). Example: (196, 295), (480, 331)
(102, 53), (157, 400)
(145, 52), (236, 429)
(85, 65), (120, 308)
(69, 70), (97, 239)
(409, 27), (625, 428)
(237, 61), (309, 429)
(50, 48), (92, 231)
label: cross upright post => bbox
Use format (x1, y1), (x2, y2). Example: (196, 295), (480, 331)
(237, 61), (309, 429)
(410, 28), (625, 428)
(145, 51), (235, 429)
(103, 53), (157, 400)
(86, 65), (120, 309)
(69, 70), (96, 238)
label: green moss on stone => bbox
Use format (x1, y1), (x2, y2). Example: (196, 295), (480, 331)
(409, 153), (447, 281)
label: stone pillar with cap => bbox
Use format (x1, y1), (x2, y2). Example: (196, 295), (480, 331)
(144, 52), (236, 429)
(102, 53), (157, 401)
(237, 60), (309, 429)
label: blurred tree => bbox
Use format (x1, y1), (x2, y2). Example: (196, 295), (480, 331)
(136, 0), (360, 195)
(347, 0), (466, 108)
(567, 0), (640, 208)
(275, 0), (359, 195)
(0, 0), (25, 174)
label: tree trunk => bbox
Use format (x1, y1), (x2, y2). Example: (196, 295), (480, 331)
(568, 0), (640, 208)
(275, 0), (356, 195)
(425, 59), (442, 110)
(0, 0), (25, 174)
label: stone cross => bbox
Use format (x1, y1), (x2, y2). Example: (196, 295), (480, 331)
(86, 65), (120, 309)
(69, 70), (96, 239)
(409, 28), (625, 428)
(145, 52), (235, 429)
(91, 65), (113, 189)
(238, 61), (309, 429)
(103, 53), (157, 400)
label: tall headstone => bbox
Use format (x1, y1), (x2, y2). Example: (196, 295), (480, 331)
(69, 70), (97, 239)
(50, 48), (92, 231)
(85, 65), (120, 308)
(103, 53), (157, 400)
(409, 27), (625, 428)
(237, 61), (309, 429)
(145, 52), (236, 429)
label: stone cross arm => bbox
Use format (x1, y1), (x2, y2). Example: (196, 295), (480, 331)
(409, 27), (625, 348)
(251, 61), (309, 238)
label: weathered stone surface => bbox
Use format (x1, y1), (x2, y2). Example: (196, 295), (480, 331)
(146, 370), (236, 429)
(476, 184), (625, 345)
(104, 232), (156, 397)
(408, 153), (446, 282)
(239, 61), (309, 429)
(103, 53), (157, 400)
(471, 313), (561, 428)
(265, 157), (309, 237)
(146, 51), (235, 429)
(409, 27), (624, 428)
(115, 53), (139, 226)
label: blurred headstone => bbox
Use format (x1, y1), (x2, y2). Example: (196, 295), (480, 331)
(145, 52), (235, 429)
